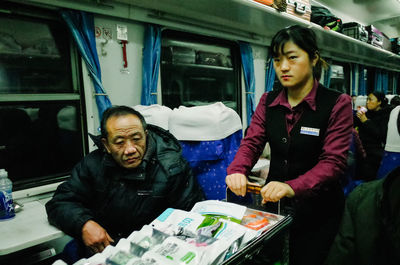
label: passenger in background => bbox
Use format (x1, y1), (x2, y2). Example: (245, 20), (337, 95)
(354, 91), (391, 181)
(226, 25), (353, 265)
(46, 106), (204, 263)
(325, 166), (400, 265)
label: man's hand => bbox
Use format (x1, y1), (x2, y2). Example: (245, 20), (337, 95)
(226, 173), (248, 197)
(82, 220), (114, 253)
(261, 181), (295, 204)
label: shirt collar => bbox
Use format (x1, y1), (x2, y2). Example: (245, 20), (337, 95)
(269, 79), (318, 111)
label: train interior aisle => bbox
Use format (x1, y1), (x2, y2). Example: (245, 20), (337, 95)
(0, 0), (399, 264)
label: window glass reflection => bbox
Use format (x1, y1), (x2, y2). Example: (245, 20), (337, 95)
(0, 103), (83, 189)
(0, 16), (72, 93)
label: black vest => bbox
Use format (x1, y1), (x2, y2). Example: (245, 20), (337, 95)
(265, 85), (345, 223)
(266, 85), (341, 182)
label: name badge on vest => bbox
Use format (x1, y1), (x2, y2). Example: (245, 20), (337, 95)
(300, 126), (320, 136)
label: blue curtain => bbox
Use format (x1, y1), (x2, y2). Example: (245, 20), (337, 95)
(323, 65), (332, 88)
(394, 73), (399, 94)
(60, 10), (112, 121)
(265, 56), (275, 92)
(382, 70), (389, 94)
(374, 69), (383, 92)
(239, 42), (256, 126)
(351, 63), (357, 96)
(141, 24), (161, 105)
(374, 69), (388, 94)
(359, 65), (366, 96)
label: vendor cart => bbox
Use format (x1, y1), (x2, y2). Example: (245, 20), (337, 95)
(221, 188), (293, 265)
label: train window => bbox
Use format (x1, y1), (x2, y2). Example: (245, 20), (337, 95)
(0, 3), (85, 190)
(160, 30), (241, 114)
(329, 62), (350, 94)
(0, 14), (72, 93)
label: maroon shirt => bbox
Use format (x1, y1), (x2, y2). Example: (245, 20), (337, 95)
(227, 80), (353, 197)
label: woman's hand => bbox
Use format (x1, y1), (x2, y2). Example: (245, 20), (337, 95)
(82, 220), (114, 253)
(261, 181), (295, 204)
(356, 109), (368, 123)
(226, 173), (248, 197)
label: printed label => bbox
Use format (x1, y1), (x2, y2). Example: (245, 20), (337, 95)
(300, 126), (320, 136)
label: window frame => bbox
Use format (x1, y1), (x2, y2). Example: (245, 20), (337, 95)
(159, 29), (242, 117)
(329, 60), (351, 95)
(0, 2), (88, 191)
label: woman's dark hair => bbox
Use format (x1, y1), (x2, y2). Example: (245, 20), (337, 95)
(370, 91), (389, 108)
(100, 106), (147, 139)
(269, 25), (328, 80)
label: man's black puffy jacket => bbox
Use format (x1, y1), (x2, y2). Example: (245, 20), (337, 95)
(325, 166), (400, 265)
(46, 125), (204, 241)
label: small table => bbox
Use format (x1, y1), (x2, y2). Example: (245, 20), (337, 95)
(0, 200), (64, 256)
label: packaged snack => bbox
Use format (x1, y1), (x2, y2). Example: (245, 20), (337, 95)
(241, 208), (282, 234)
(106, 250), (135, 265)
(190, 200), (246, 222)
(128, 225), (170, 257)
(126, 258), (160, 265)
(142, 237), (201, 265)
(150, 208), (205, 237)
(116, 238), (132, 253)
(141, 236), (227, 265)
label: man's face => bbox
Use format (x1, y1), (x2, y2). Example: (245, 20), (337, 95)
(102, 114), (147, 169)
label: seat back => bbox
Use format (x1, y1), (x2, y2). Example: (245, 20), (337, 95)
(169, 102), (242, 200)
(133, 104), (172, 130)
(377, 106), (400, 179)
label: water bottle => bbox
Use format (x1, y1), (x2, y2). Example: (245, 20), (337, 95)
(0, 169), (15, 220)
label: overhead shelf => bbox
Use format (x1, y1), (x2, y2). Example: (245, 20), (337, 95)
(115, 0), (400, 71)
(161, 61), (234, 71)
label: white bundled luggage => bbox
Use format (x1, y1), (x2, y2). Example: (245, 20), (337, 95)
(168, 102), (242, 141)
(133, 104), (172, 130)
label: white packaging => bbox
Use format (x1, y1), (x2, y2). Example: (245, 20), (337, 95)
(128, 225), (170, 257)
(150, 208), (205, 237)
(190, 200), (246, 222)
(141, 236), (202, 265)
(116, 238), (132, 253)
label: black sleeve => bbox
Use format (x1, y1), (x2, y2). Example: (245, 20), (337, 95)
(359, 112), (390, 143)
(359, 119), (387, 143)
(168, 158), (205, 211)
(325, 189), (359, 265)
(45, 158), (96, 239)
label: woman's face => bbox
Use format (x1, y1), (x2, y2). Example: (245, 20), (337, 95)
(366, 93), (381, 111)
(273, 41), (317, 90)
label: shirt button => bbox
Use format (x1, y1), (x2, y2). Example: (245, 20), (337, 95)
(282, 137), (287, 143)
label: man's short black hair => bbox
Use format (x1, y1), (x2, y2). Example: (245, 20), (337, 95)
(101, 106), (147, 139)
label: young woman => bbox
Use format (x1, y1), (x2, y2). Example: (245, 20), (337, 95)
(355, 91), (392, 181)
(225, 25), (353, 265)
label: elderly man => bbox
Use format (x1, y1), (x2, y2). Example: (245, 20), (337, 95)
(46, 105), (204, 257)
